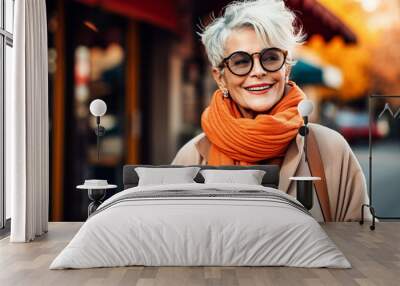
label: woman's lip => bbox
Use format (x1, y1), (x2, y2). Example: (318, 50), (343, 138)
(244, 83), (274, 88)
(244, 83), (275, 95)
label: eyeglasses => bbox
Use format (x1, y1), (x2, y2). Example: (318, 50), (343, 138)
(218, 48), (288, 76)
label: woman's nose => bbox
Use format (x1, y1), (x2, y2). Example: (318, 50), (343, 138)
(249, 56), (266, 78)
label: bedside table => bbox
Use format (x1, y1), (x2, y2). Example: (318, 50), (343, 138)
(77, 183), (117, 217)
(289, 176), (321, 210)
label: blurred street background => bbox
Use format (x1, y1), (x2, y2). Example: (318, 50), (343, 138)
(40, 0), (400, 221)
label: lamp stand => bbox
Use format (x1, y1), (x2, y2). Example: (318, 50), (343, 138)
(94, 116), (105, 160)
(299, 116), (309, 163)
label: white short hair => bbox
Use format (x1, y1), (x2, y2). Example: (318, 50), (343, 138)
(199, 0), (306, 68)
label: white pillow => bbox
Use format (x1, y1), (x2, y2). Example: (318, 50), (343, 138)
(200, 169), (266, 185)
(135, 167), (201, 186)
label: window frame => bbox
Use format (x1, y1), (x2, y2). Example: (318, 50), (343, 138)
(0, 0), (14, 230)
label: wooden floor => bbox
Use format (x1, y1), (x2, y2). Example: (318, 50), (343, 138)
(0, 222), (399, 286)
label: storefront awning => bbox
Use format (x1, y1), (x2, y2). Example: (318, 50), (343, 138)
(76, 0), (178, 32)
(195, 0), (357, 44)
(291, 59), (343, 88)
(287, 0), (357, 44)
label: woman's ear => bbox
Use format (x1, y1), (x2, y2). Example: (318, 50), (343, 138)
(212, 67), (226, 89)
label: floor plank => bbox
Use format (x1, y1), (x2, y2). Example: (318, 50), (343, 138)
(0, 222), (399, 286)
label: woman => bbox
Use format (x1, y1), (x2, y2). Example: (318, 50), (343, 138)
(172, 0), (370, 222)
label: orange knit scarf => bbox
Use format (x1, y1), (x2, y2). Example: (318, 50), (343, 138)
(201, 82), (306, 165)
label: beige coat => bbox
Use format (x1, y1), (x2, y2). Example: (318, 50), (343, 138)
(172, 123), (371, 222)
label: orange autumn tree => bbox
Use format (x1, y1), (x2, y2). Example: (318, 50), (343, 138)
(367, 23), (400, 95)
(305, 35), (371, 100)
(303, 0), (379, 101)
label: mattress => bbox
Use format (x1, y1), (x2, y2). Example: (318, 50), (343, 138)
(50, 183), (350, 269)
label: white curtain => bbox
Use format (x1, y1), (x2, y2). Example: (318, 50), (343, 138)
(8, 0), (49, 242)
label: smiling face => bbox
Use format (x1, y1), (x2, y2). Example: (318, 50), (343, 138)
(212, 27), (289, 116)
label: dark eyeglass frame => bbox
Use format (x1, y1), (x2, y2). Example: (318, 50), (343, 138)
(218, 47), (288, 76)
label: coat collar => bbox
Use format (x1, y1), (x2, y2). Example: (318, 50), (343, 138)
(279, 134), (305, 193)
(194, 132), (305, 193)
(195, 134), (211, 162)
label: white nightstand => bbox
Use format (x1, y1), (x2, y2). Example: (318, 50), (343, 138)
(77, 182), (117, 217)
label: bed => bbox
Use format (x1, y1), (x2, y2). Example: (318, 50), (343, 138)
(50, 165), (350, 269)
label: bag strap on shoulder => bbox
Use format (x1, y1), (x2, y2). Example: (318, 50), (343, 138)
(307, 128), (332, 222)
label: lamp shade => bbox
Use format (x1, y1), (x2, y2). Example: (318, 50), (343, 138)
(89, 99), (107, 117)
(298, 99), (314, 117)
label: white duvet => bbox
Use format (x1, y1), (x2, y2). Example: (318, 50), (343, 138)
(50, 183), (350, 269)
